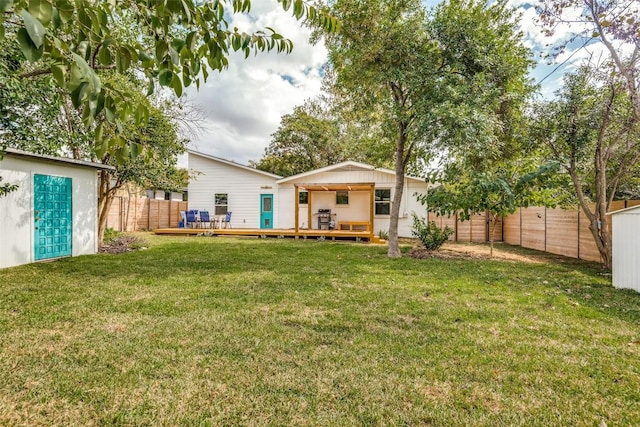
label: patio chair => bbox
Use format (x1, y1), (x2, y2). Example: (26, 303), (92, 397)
(199, 211), (212, 229)
(186, 210), (198, 228)
(221, 211), (232, 228)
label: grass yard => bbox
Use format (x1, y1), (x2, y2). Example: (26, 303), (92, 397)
(1, 235), (639, 426)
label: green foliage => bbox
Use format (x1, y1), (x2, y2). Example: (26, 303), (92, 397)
(531, 65), (640, 268)
(252, 95), (387, 176)
(102, 227), (121, 244)
(532, 66), (640, 202)
(0, 0), (339, 161)
(411, 213), (454, 251)
(421, 160), (567, 222)
(320, 0), (534, 256)
(0, 174), (18, 197)
(377, 229), (389, 240)
(252, 99), (344, 176)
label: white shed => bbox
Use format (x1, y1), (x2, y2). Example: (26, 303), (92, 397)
(609, 205), (640, 292)
(0, 148), (114, 269)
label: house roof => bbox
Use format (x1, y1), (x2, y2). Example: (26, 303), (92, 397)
(296, 183), (375, 191)
(607, 204), (640, 216)
(3, 148), (115, 170)
(276, 161), (425, 184)
(188, 150), (282, 179)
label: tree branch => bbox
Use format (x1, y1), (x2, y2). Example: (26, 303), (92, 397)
(19, 64), (115, 79)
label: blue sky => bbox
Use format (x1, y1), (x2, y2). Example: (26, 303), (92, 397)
(183, 0), (592, 166)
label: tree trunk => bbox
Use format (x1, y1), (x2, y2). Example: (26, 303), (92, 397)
(568, 164), (612, 269)
(488, 213), (501, 258)
(97, 170), (117, 244)
(387, 124), (408, 258)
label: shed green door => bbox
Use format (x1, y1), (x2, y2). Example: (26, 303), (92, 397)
(260, 194), (273, 229)
(34, 174), (72, 261)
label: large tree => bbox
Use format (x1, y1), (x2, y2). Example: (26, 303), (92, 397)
(535, 0), (639, 269)
(532, 66), (640, 269)
(252, 89), (394, 176)
(0, 0), (338, 160)
(2, 34), (188, 241)
(252, 99), (347, 176)
(321, 0), (533, 257)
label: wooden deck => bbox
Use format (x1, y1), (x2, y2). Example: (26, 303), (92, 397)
(153, 227), (381, 243)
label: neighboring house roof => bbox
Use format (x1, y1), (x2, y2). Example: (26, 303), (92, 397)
(607, 205), (640, 216)
(188, 150), (282, 179)
(3, 148), (115, 170)
(276, 160), (425, 184)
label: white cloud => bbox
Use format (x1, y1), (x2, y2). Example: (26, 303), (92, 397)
(185, 0), (327, 164)
(181, 0), (632, 167)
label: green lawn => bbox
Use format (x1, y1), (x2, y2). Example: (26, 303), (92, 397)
(1, 235), (639, 426)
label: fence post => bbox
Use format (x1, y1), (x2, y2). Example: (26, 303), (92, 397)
(577, 205), (581, 260)
(544, 206), (547, 252)
(519, 207), (522, 247)
(455, 212), (458, 242)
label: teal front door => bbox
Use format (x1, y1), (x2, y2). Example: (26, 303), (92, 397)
(34, 174), (72, 261)
(260, 194), (273, 229)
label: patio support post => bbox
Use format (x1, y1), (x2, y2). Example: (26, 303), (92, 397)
(369, 184), (375, 241)
(308, 190), (313, 231)
(295, 185), (299, 239)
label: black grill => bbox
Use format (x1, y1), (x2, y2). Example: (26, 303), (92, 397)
(316, 209), (332, 230)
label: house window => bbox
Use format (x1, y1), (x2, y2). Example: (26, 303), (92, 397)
(336, 190), (349, 205)
(182, 191), (188, 202)
(299, 191), (308, 205)
(164, 191), (171, 201)
(375, 189), (391, 215)
(215, 193), (228, 215)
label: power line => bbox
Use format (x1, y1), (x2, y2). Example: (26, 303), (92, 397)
(536, 37), (594, 85)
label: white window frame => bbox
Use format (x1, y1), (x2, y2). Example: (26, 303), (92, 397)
(336, 190), (349, 206)
(299, 191), (309, 205)
(214, 193), (228, 215)
(374, 188), (391, 216)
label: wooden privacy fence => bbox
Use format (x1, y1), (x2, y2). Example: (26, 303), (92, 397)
(106, 196), (188, 232)
(428, 200), (640, 263)
(427, 211), (504, 244)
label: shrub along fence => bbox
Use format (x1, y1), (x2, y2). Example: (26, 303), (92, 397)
(428, 200), (640, 263)
(106, 196), (188, 232)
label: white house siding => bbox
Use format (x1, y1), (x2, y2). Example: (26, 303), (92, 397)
(277, 169), (428, 237)
(188, 153), (279, 228)
(611, 207), (640, 292)
(0, 155), (100, 269)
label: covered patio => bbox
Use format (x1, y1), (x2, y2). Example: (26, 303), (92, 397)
(294, 182), (376, 242)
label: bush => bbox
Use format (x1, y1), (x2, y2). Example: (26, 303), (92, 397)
(378, 229), (389, 240)
(411, 213), (454, 251)
(99, 234), (148, 254)
(103, 227), (121, 244)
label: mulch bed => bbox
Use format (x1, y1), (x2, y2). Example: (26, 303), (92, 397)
(99, 235), (148, 254)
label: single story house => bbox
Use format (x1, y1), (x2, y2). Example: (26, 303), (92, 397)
(0, 148), (114, 269)
(187, 150), (429, 237)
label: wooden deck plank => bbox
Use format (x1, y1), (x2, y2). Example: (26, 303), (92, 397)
(153, 227), (378, 241)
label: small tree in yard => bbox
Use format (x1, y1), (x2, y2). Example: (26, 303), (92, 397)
(420, 161), (564, 257)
